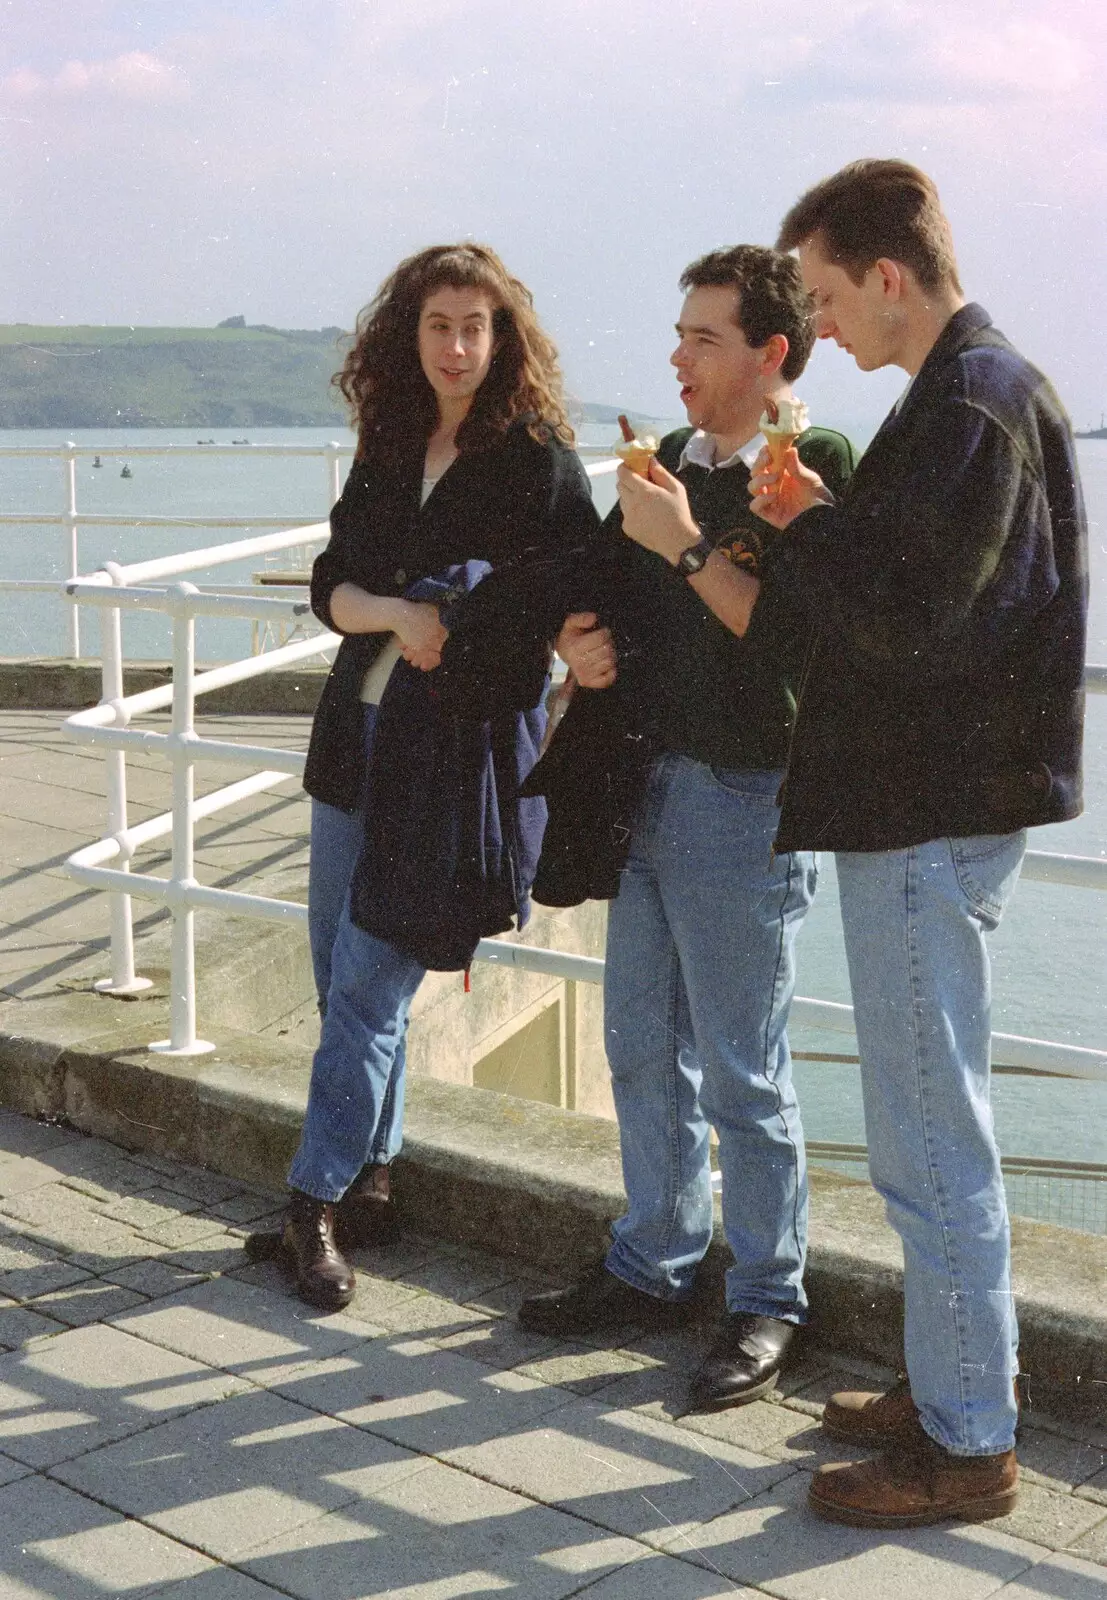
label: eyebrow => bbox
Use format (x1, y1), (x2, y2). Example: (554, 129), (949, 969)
(675, 321), (722, 338)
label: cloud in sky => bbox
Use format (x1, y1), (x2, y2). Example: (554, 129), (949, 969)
(0, 0), (1103, 426)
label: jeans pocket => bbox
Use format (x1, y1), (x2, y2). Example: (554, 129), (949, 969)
(950, 831), (1027, 928)
(708, 765), (782, 803)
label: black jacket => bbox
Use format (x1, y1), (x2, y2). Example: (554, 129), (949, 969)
(303, 422), (599, 812)
(348, 563), (551, 971)
(770, 304), (1088, 853)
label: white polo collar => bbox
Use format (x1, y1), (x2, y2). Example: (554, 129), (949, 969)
(678, 429), (763, 472)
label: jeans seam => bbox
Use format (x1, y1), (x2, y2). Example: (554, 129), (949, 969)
(760, 849), (805, 1288)
(906, 844), (971, 1449)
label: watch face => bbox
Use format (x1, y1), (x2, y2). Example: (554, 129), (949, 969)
(678, 540), (709, 575)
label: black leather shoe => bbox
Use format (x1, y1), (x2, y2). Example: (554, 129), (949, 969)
(281, 1190), (356, 1311)
(685, 1312), (795, 1413)
(518, 1261), (681, 1337)
(335, 1162), (400, 1250)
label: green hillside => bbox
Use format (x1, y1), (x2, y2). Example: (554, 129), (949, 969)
(0, 323), (349, 427)
(0, 323), (656, 430)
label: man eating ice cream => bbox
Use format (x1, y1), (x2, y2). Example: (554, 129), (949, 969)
(517, 247), (854, 1412)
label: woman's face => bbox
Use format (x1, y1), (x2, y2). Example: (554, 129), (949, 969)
(417, 286), (498, 412)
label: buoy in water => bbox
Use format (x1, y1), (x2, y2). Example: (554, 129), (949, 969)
(93, 456), (102, 468)
(120, 465), (132, 479)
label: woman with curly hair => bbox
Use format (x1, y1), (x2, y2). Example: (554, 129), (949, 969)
(261, 244), (597, 1309)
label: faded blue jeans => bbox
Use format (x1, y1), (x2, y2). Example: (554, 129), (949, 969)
(836, 831), (1027, 1456)
(300, 704), (406, 1179)
(604, 756), (817, 1321)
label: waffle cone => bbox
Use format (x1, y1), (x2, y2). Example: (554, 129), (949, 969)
(764, 432), (800, 471)
(615, 442), (658, 478)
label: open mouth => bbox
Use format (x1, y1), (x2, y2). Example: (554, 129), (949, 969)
(679, 384), (696, 405)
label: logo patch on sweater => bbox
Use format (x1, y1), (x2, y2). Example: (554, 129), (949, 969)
(714, 526), (764, 574)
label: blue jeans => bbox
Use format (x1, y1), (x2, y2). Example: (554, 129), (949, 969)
(297, 705), (407, 1184)
(604, 756), (817, 1320)
(289, 898), (425, 1200)
(836, 831), (1027, 1456)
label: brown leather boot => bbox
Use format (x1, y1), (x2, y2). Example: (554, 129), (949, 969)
(823, 1373), (1022, 1445)
(822, 1373), (918, 1443)
(810, 1415), (1018, 1528)
(335, 1162), (400, 1250)
(282, 1190), (356, 1311)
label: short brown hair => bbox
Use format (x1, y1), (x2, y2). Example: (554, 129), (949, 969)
(679, 245), (815, 382)
(777, 160), (962, 295)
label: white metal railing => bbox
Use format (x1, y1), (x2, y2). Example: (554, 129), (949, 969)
(0, 440), (352, 656)
(3, 442), (1104, 1095)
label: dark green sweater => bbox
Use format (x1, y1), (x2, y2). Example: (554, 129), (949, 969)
(606, 425), (856, 771)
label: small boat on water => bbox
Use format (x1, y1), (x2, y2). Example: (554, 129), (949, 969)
(1075, 414), (1107, 440)
(92, 456), (102, 468)
(120, 465), (132, 479)
(232, 438), (250, 445)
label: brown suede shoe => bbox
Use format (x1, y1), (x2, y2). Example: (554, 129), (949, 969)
(823, 1373), (1022, 1446)
(335, 1162), (400, 1250)
(282, 1190), (356, 1311)
(810, 1416), (1018, 1528)
(822, 1373), (918, 1444)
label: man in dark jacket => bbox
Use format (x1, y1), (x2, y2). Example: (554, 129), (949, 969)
(518, 248), (855, 1412)
(733, 162), (1087, 1527)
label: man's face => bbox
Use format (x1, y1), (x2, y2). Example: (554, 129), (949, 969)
(798, 240), (897, 371)
(670, 286), (768, 436)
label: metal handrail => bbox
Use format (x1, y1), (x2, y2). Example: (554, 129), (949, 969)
(0, 439), (1094, 1085)
(0, 439), (352, 655)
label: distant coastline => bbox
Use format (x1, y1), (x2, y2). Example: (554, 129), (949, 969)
(0, 322), (656, 431)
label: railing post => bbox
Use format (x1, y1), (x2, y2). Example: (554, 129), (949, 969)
(94, 561), (152, 997)
(324, 440), (343, 508)
(62, 441), (80, 658)
(150, 581), (214, 1056)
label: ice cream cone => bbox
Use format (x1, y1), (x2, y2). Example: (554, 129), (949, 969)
(764, 431), (799, 472)
(614, 441), (658, 477)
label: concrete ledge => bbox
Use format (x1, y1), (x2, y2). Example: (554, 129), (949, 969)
(2, 985), (1104, 1419)
(0, 657), (327, 714)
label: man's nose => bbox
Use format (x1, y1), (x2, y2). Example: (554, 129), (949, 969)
(670, 343), (686, 368)
(813, 311), (835, 340)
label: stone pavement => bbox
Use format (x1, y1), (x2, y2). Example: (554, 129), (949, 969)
(1, 1111), (1107, 1600)
(0, 707), (311, 1003)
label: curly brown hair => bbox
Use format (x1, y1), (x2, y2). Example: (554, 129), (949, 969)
(335, 243), (574, 465)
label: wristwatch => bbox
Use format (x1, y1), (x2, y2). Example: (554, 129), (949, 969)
(676, 536), (711, 577)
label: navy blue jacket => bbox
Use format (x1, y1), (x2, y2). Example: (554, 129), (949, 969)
(769, 304), (1088, 853)
(348, 563), (549, 971)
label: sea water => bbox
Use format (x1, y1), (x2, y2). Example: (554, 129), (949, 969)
(1, 424), (1105, 1170)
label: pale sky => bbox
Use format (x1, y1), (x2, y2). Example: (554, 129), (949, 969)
(1, 0), (1105, 432)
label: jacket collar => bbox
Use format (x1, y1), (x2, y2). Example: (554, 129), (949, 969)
(866, 302), (993, 449)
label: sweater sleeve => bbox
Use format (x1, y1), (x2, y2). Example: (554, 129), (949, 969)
(309, 461), (395, 635)
(776, 398), (1059, 682)
(434, 437), (603, 716)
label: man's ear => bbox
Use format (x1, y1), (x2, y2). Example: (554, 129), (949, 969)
(874, 258), (905, 301)
(759, 332), (789, 376)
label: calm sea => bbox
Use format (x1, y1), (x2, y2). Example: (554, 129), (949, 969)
(1, 423), (1105, 1167)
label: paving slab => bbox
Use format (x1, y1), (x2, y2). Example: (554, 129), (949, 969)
(257, 1337), (575, 1455)
(51, 1387), (428, 1561)
(995, 1552), (1107, 1596)
(999, 1480), (1107, 1552)
(665, 1467), (1047, 1598)
(108, 1273), (376, 1375)
(0, 1321), (247, 1467)
(0, 1471), (214, 1597)
(144, 1569), (292, 1600)
(440, 1393), (795, 1550)
(236, 1457), (649, 1600)
(573, 1550), (763, 1597)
